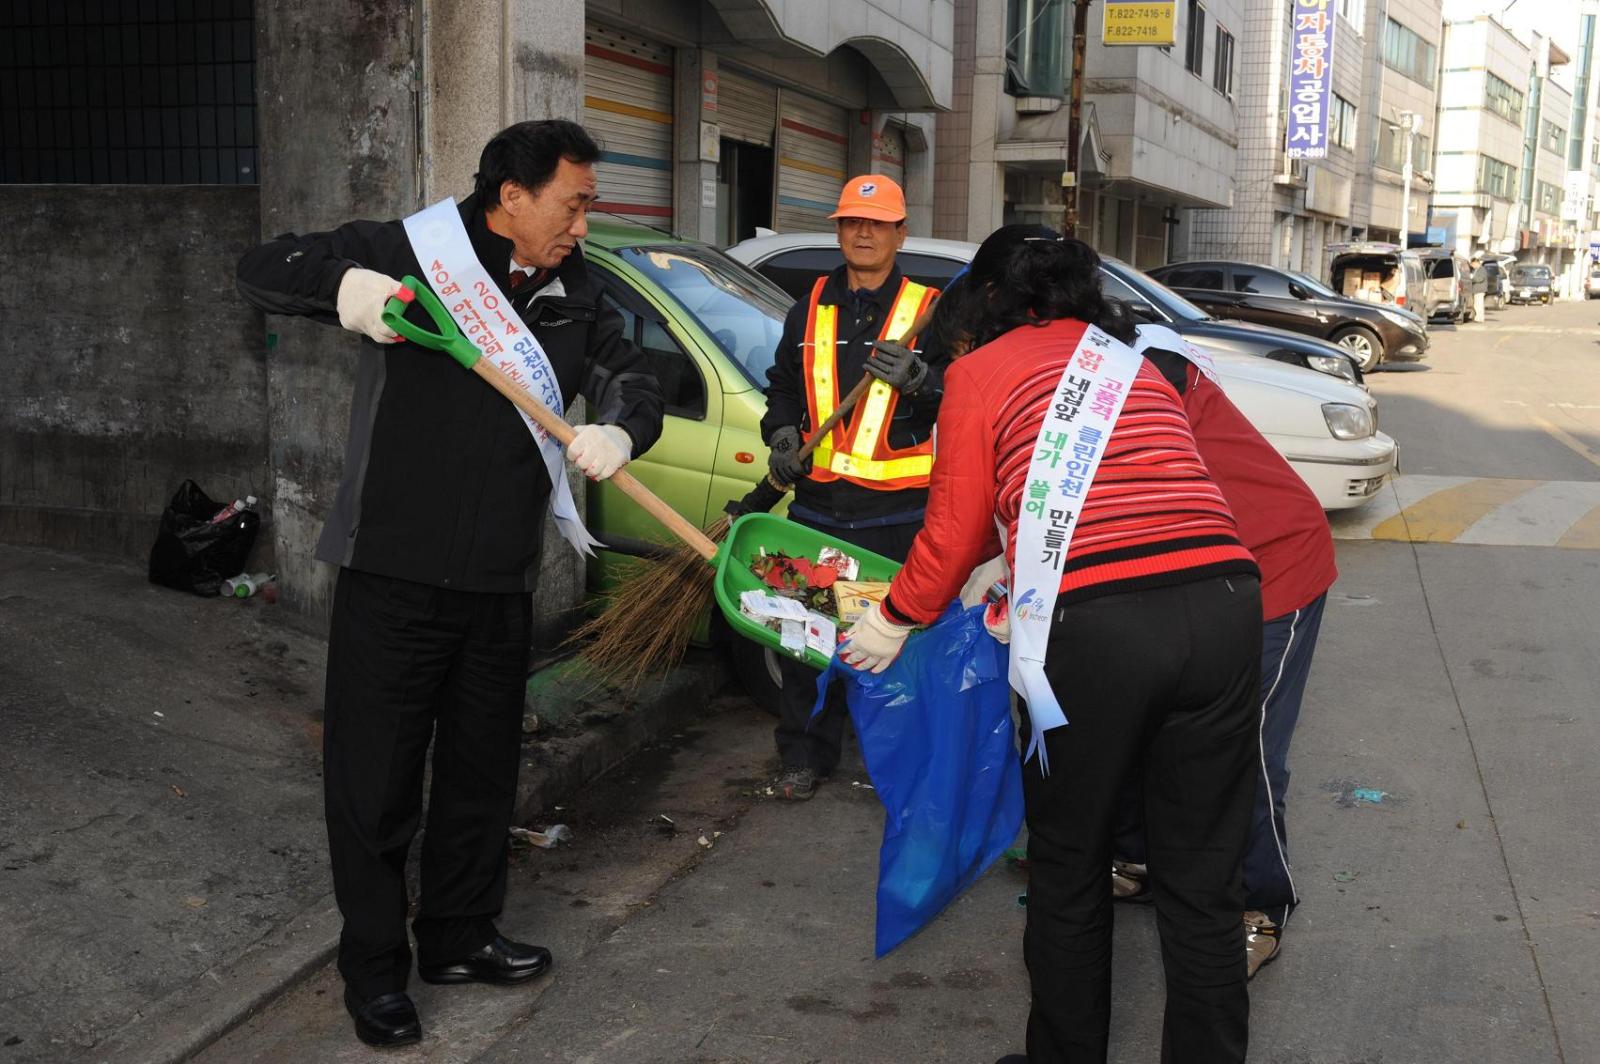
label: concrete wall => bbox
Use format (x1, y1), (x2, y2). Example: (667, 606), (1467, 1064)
(253, 0), (419, 629)
(0, 186), (270, 564)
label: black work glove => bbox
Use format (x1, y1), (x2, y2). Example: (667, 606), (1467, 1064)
(766, 425), (811, 487)
(865, 339), (930, 395)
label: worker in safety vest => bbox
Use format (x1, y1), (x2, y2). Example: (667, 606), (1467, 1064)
(758, 174), (942, 801)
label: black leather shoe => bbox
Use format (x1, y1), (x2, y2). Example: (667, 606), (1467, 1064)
(418, 935), (553, 986)
(343, 988), (421, 1048)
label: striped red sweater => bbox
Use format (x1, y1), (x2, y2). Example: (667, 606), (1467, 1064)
(885, 318), (1259, 625)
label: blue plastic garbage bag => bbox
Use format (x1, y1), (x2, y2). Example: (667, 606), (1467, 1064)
(815, 602), (1024, 956)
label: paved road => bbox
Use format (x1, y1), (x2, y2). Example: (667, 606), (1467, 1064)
(199, 298), (1600, 1063)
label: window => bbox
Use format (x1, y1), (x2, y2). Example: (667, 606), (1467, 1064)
(600, 291), (708, 419)
(1338, 0), (1365, 23)
(1185, 0), (1207, 76)
(1537, 180), (1562, 215)
(1382, 18), (1437, 89)
(1212, 26), (1235, 96)
(1163, 266), (1226, 290)
(1478, 155), (1518, 200)
(0, 0), (257, 184)
(1485, 73), (1525, 125)
(1006, 0), (1067, 98)
(1232, 267), (1294, 298)
(1542, 119), (1567, 155)
(1330, 95), (1358, 151)
(1377, 124), (1431, 171)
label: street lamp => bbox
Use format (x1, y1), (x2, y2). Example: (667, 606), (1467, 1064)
(1399, 110), (1421, 250)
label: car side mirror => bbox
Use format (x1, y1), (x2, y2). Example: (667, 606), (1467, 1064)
(1288, 283), (1309, 300)
(1127, 301), (1159, 322)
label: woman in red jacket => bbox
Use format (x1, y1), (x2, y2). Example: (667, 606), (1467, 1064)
(842, 233), (1262, 1064)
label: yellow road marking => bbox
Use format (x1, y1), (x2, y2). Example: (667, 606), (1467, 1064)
(1535, 414), (1600, 472)
(1556, 504), (1600, 549)
(1371, 478), (1542, 542)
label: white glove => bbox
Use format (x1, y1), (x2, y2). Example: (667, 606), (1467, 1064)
(983, 596), (1011, 644)
(567, 424), (633, 480)
(337, 268), (404, 343)
(839, 601), (914, 674)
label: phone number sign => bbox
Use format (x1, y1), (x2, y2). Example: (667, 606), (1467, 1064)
(1103, 0), (1177, 46)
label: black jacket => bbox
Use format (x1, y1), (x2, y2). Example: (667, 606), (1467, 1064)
(236, 194), (664, 593)
(760, 265), (943, 524)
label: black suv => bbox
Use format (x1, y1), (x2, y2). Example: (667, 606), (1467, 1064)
(1149, 260), (1429, 372)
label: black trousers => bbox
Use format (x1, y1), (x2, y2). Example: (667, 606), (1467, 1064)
(1022, 575), (1262, 1064)
(324, 567), (532, 998)
(774, 514), (920, 774)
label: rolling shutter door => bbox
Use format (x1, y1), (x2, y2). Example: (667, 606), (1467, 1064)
(718, 68), (776, 147)
(583, 24), (674, 226)
(873, 124), (906, 188)
(776, 92), (849, 233)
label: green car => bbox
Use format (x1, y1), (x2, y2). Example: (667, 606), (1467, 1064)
(578, 218), (793, 701)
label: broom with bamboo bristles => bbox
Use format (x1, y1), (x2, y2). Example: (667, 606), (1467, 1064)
(570, 295), (944, 688)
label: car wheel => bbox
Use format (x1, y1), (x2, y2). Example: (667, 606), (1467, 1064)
(1333, 325), (1383, 372)
(729, 632), (784, 715)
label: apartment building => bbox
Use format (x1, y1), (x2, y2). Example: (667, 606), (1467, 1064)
(1353, 1), (1444, 244)
(1185, 0), (1372, 274)
(1432, 4), (1574, 265)
(934, 0), (1242, 267)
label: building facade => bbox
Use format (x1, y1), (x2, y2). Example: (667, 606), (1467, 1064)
(1185, 0), (1373, 274)
(934, 0), (1242, 268)
(1353, 0), (1443, 245)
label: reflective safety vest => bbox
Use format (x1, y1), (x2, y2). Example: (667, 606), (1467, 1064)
(801, 275), (939, 491)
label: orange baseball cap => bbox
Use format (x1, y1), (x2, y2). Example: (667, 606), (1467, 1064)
(830, 175), (907, 223)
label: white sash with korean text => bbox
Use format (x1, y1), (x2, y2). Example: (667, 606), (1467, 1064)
(1009, 325), (1143, 775)
(1132, 323), (1220, 385)
(402, 198), (602, 557)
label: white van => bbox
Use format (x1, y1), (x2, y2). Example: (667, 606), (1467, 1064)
(1326, 243), (1430, 318)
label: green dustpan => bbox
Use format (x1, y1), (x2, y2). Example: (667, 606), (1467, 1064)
(716, 512), (902, 670)
(379, 274), (901, 669)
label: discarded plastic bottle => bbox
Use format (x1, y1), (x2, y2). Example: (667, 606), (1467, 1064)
(222, 572), (275, 598)
(209, 494), (259, 525)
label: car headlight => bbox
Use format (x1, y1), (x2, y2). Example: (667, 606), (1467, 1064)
(1376, 307), (1421, 331)
(1306, 353), (1358, 382)
(1322, 402), (1374, 440)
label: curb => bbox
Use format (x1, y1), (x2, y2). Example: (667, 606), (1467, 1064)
(92, 652), (732, 1064)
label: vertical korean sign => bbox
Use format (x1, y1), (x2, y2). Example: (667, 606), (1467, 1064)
(1103, 1), (1177, 46)
(1286, 0), (1337, 160)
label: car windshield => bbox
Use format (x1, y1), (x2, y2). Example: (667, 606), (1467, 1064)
(1512, 265), (1551, 281)
(614, 244), (790, 386)
(1100, 261), (1211, 322)
(1289, 271), (1343, 300)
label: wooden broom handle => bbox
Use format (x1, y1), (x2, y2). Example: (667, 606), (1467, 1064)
(469, 360), (721, 562)
(796, 294), (942, 461)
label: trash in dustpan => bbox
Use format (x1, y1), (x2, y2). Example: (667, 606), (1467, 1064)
(817, 602), (1024, 956)
(717, 513), (900, 670)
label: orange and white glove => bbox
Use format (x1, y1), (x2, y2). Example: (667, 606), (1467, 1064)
(337, 268), (404, 343)
(983, 595), (1011, 644)
(839, 601), (914, 673)
(567, 424), (633, 480)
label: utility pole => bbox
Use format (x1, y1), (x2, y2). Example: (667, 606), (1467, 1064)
(1064, 0), (1092, 236)
(1399, 110), (1418, 249)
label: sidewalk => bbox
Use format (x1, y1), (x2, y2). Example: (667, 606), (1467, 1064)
(0, 545), (725, 1064)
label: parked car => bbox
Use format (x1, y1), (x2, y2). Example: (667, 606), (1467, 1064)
(576, 220), (1394, 704)
(1416, 248), (1472, 322)
(1508, 263), (1555, 305)
(1326, 242), (1432, 317)
(1585, 263), (1600, 300)
(1148, 259), (1428, 373)
(729, 233), (1365, 384)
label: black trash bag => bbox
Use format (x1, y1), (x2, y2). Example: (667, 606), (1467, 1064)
(148, 480), (260, 596)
